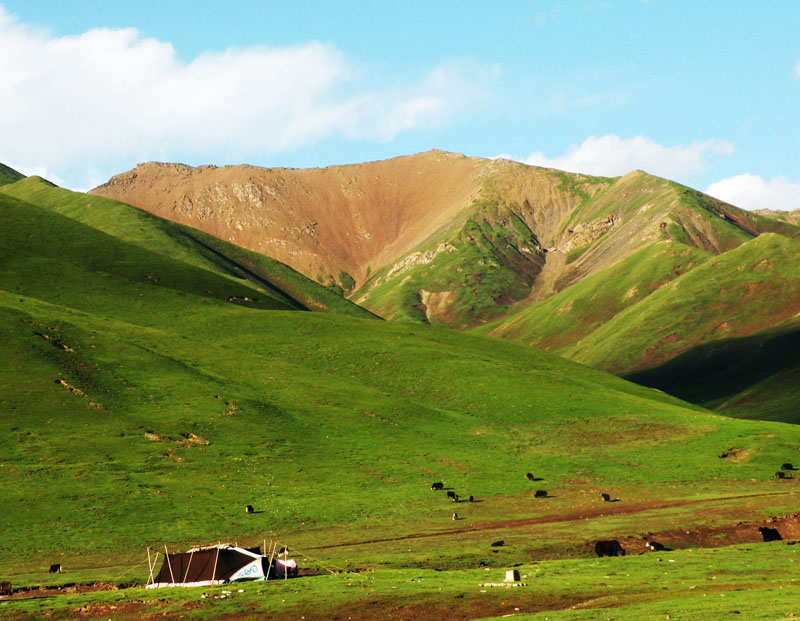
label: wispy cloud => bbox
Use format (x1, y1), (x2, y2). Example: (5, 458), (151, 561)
(0, 6), (499, 188)
(499, 134), (734, 179)
(706, 174), (800, 212)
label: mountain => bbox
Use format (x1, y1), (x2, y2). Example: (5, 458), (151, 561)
(5, 176), (800, 583)
(90, 151), (799, 361)
(89, 151), (492, 296)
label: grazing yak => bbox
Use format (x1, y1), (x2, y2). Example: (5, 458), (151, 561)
(245, 505), (254, 514)
(468, 495), (475, 502)
(526, 473), (536, 481)
(782, 463), (795, 471)
(595, 540), (625, 557)
(431, 481), (444, 490)
(452, 512), (458, 521)
(447, 491), (459, 502)
(491, 540), (505, 547)
(49, 564), (62, 574)
(759, 526), (782, 542)
(601, 493), (611, 502)
(775, 471), (789, 479)
(645, 541), (667, 552)
(534, 490), (548, 498)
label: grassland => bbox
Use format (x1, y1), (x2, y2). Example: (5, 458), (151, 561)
(4, 544), (800, 619)
(3, 180), (800, 618)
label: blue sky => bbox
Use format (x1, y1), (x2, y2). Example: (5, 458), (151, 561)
(1, 1), (798, 210)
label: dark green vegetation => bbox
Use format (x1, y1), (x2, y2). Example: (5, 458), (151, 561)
(628, 322), (800, 424)
(0, 162), (25, 186)
(3, 172), (800, 618)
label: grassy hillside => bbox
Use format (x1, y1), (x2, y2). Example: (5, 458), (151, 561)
(86, 154), (800, 391)
(0, 191), (298, 318)
(355, 165), (798, 335)
(0, 162), (25, 186)
(0, 177), (374, 318)
(627, 322), (800, 423)
(5, 168), (800, 618)
(4, 180), (800, 583)
(476, 240), (712, 349)
(564, 233), (800, 374)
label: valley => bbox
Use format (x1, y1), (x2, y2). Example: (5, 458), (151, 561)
(2, 157), (800, 618)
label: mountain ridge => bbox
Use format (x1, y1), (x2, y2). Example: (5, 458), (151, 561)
(87, 151), (800, 411)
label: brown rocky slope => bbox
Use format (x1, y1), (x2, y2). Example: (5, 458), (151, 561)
(91, 150), (490, 290)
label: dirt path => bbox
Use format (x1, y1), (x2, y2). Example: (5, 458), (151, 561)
(309, 490), (798, 551)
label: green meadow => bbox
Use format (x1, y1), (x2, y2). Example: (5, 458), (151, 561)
(2, 178), (800, 618)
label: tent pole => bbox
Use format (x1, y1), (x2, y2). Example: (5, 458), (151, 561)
(164, 545), (175, 586)
(181, 550), (195, 587)
(267, 541), (276, 580)
(212, 545), (220, 586)
(146, 547), (154, 586)
(152, 552), (160, 583)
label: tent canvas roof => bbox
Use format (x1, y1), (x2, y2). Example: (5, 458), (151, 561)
(149, 545), (264, 588)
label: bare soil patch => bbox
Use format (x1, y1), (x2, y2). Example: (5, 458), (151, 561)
(309, 491), (798, 552)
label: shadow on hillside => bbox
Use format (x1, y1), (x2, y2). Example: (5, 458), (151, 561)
(625, 324), (800, 422)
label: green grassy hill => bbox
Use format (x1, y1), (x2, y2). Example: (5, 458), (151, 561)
(4, 177), (800, 582)
(476, 240), (712, 349)
(627, 321), (800, 423)
(0, 177), (374, 318)
(4, 170), (800, 618)
(562, 233), (800, 374)
(355, 166), (797, 330)
(0, 162), (25, 186)
(478, 231), (800, 419)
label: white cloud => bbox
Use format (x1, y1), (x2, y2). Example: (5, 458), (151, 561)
(0, 7), (497, 189)
(706, 174), (800, 212)
(505, 135), (734, 179)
